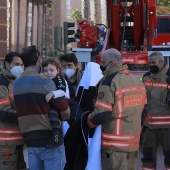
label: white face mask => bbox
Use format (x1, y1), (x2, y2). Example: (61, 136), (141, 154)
(64, 69), (75, 78)
(10, 66), (23, 78)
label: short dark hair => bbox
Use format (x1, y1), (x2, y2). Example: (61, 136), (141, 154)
(4, 52), (21, 66)
(59, 53), (78, 65)
(149, 52), (163, 61)
(21, 45), (40, 68)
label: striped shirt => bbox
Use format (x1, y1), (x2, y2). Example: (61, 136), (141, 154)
(13, 70), (69, 147)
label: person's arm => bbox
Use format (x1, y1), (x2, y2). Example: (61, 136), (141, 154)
(87, 83), (114, 128)
(45, 90), (66, 103)
(43, 78), (70, 120)
(0, 85), (18, 123)
(141, 76), (148, 126)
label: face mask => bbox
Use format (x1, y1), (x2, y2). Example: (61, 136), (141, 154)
(150, 65), (159, 73)
(10, 66), (23, 78)
(100, 61), (110, 72)
(64, 69), (75, 78)
(100, 65), (107, 72)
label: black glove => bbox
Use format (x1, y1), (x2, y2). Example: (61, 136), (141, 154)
(46, 133), (63, 148)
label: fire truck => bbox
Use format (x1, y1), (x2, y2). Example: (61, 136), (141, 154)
(72, 0), (170, 78)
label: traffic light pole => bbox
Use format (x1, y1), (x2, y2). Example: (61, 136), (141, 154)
(64, 45), (67, 54)
(63, 21), (75, 54)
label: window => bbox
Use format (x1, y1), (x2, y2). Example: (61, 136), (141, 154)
(66, 9), (70, 19)
(27, 26), (32, 33)
(28, 7), (32, 13)
(66, 0), (70, 6)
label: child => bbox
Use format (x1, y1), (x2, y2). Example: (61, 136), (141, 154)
(42, 57), (70, 148)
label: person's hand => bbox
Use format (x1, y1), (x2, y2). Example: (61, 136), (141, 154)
(45, 92), (54, 103)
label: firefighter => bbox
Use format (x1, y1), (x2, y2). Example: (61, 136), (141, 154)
(87, 48), (146, 170)
(141, 52), (170, 170)
(0, 52), (26, 170)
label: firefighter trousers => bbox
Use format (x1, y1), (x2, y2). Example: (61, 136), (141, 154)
(101, 149), (138, 170)
(0, 145), (26, 170)
(141, 127), (170, 170)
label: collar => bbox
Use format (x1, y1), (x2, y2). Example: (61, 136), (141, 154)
(103, 64), (128, 77)
(21, 70), (39, 77)
(2, 67), (16, 80)
(99, 65), (128, 83)
(151, 65), (168, 78)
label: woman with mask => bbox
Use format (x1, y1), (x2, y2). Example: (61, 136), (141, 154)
(60, 53), (83, 99)
(0, 52), (26, 170)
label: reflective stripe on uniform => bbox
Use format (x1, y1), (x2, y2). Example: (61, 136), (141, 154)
(95, 100), (113, 111)
(0, 98), (10, 106)
(0, 129), (23, 142)
(115, 85), (146, 135)
(9, 91), (14, 99)
(0, 129), (21, 133)
(87, 114), (97, 128)
(145, 114), (170, 126)
(101, 132), (140, 149)
(115, 85), (146, 95)
(142, 166), (156, 170)
(145, 82), (170, 89)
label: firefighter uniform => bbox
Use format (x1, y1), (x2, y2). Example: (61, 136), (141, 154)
(0, 67), (25, 170)
(87, 65), (146, 170)
(142, 66), (170, 170)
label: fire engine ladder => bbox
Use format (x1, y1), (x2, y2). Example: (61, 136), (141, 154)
(120, 0), (136, 51)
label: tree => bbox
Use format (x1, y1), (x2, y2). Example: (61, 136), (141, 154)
(24, 0), (29, 47)
(8, 0), (13, 51)
(34, 0), (53, 57)
(84, 0), (91, 21)
(94, 0), (102, 24)
(31, 0), (35, 45)
(70, 8), (83, 24)
(16, 0), (21, 51)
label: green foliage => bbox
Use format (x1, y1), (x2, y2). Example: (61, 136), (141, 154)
(90, 21), (94, 25)
(70, 8), (83, 23)
(35, 0), (53, 8)
(157, 0), (170, 14)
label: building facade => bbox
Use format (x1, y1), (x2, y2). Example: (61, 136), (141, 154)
(0, 0), (7, 60)
(0, 0), (82, 62)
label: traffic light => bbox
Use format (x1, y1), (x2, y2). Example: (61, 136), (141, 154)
(63, 21), (75, 45)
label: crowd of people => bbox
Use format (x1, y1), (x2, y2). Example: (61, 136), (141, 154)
(0, 46), (170, 170)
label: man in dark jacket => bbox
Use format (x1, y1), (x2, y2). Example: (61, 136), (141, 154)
(60, 53), (83, 98)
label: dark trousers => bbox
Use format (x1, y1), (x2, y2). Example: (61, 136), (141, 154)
(142, 127), (170, 169)
(102, 149), (138, 170)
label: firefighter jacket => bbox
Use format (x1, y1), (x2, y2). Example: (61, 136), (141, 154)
(143, 65), (170, 129)
(0, 67), (23, 145)
(87, 65), (146, 152)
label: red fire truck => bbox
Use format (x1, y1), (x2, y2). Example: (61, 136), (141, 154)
(73, 0), (170, 78)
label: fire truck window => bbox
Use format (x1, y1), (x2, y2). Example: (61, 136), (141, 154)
(157, 18), (170, 34)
